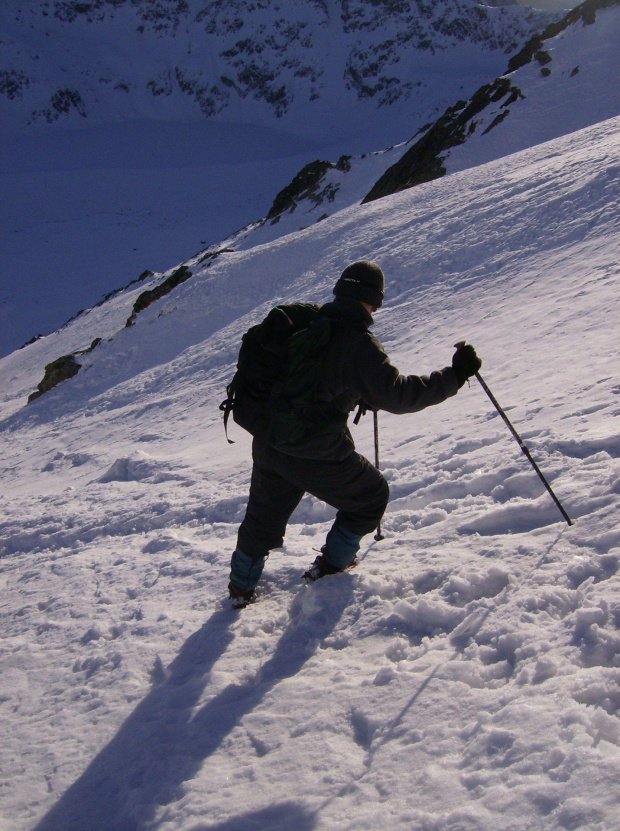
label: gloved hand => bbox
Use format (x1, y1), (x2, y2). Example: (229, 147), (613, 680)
(452, 343), (482, 386)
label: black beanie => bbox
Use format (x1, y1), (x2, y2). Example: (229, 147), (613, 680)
(333, 260), (385, 308)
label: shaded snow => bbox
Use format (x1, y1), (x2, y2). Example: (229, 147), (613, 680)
(0, 0), (558, 356)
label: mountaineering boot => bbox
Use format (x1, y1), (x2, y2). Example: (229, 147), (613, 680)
(229, 546), (266, 602)
(303, 547), (357, 583)
(303, 521), (363, 582)
(228, 581), (255, 610)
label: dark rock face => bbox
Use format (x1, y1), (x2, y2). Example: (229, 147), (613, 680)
(507, 0), (616, 73)
(27, 337), (102, 402)
(0, 69), (30, 99)
(26, 248), (235, 401)
(267, 161), (335, 220)
(31, 87), (87, 122)
(265, 155), (353, 222)
(28, 355), (81, 402)
(362, 77), (523, 203)
(125, 266), (192, 327)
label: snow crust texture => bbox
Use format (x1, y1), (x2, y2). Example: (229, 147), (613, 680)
(1, 113), (619, 830)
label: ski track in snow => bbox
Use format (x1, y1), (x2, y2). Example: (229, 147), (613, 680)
(1, 117), (619, 830)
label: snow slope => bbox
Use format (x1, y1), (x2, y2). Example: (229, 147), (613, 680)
(239, 0), (620, 247)
(1, 0), (554, 132)
(1, 114), (619, 830)
(440, 0), (620, 173)
(362, 0), (620, 202)
(1, 0), (557, 356)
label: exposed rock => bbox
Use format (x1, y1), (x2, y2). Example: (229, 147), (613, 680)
(95, 269), (154, 309)
(266, 160), (335, 220)
(28, 338), (101, 402)
(0, 69), (31, 100)
(30, 87), (87, 123)
(507, 0), (616, 73)
(28, 355), (81, 402)
(197, 247), (235, 266)
(535, 50), (552, 67)
(20, 334), (44, 349)
(482, 109), (511, 135)
(362, 78), (523, 203)
(125, 265), (192, 327)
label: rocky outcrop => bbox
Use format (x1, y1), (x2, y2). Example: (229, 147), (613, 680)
(266, 156), (352, 221)
(28, 338), (101, 402)
(267, 160), (334, 220)
(125, 265), (192, 327)
(96, 269), (154, 310)
(507, 0), (617, 73)
(31, 87), (87, 123)
(2, 0), (556, 125)
(0, 69), (30, 99)
(124, 247), (233, 326)
(362, 78), (523, 203)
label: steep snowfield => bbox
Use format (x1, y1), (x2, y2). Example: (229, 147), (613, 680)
(420, 0), (620, 176)
(237, 0), (620, 249)
(1, 114), (619, 830)
(0, 0), (557, 356)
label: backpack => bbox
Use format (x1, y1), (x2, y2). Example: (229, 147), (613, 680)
(220, 303), (346, 447)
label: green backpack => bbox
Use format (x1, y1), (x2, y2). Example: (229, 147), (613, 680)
(220, 303), (345, 447)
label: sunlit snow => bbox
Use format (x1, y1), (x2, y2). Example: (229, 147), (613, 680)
(1, 113), (619, 830)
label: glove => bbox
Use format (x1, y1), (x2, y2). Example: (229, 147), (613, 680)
(452, 343), (482, 386)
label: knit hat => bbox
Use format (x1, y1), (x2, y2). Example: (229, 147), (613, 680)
(333, 260), (385, 308)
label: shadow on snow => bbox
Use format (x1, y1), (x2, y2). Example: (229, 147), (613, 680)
(33, 581), (353, 830)
(194, 800), (317, 830)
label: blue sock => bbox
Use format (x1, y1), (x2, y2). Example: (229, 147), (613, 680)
(324, 522), (363, 570)
(230, 547), (266, 591)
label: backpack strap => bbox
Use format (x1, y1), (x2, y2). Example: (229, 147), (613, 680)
(219, 377), (238, 444)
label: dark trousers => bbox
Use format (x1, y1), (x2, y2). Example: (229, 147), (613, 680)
(237, 438), (389, 559)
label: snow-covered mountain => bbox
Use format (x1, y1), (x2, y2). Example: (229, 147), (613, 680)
(237, 0), (619, 240)
(364, 0), (620, 201)
(2, 2), (620, 828)
(1, 109), (619, 829)
(1, 0), (555, 134)
(1, 0), (560, 357)
(1, 0), (617, 395)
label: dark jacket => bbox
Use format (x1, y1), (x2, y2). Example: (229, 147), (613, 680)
(279, 297), (459, 460)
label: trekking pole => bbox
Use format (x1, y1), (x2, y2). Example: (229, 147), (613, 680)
(373, 410), (385, 540)
(454, 342), (573, 526)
